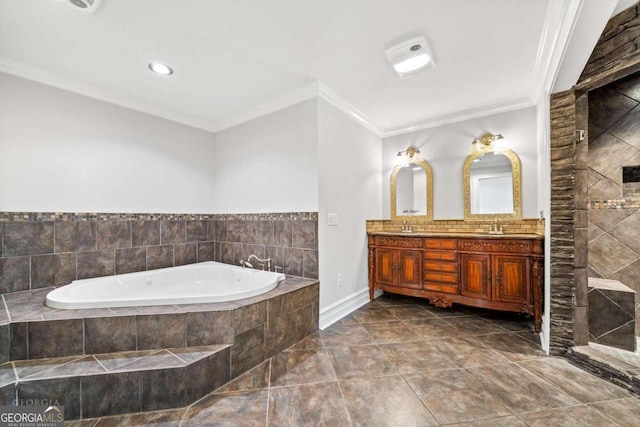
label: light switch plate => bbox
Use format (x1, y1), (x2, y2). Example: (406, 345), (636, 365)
(328, 213), (338, 226)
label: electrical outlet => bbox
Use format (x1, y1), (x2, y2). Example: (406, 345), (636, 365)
(328, 213), (338, 226)
(337, 273), (343, 287)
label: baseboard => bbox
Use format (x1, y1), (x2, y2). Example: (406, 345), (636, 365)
(319, 288), (383, 330)
(540, 317), (549, 354)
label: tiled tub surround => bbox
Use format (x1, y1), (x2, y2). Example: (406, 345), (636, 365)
(0, 277), (319, 420)
(0, 212), (318, 295)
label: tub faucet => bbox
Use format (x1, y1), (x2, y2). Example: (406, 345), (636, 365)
(248, 254), (271, 271)
(239, 260), (253, 268)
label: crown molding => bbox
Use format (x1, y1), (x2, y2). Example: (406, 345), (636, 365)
(213, 81), (320, 132)
(381, 97), (535, 138)
(0, 56), (540, 140)
(531, 0), (584, 98)
(316, 83), (384, 137)
(215, 81), (384, 137)
(0, 57), (218, 132)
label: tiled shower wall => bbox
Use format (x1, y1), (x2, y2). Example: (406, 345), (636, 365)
(0, 212), (318, 295)
(587, 72), (640, 334)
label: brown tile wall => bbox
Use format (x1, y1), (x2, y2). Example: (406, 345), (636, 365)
(587, 74), (640, 335)
(0, 212), (318, 295)
(548, 3), (640, 355)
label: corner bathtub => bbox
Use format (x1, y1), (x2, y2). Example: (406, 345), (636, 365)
(45, 261), (285, 310)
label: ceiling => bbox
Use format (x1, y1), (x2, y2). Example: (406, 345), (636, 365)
(0, 0), (622, 135)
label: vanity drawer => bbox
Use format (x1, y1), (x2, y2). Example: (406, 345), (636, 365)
(424, 261), (458, 273)
(424, 272), (458, 284)
(424, 238), (457, 250)
(459, 239), (532, 254)
(424, 283), (458, 294)
(374, 236), (423, 249)
(423, 250), (458, 261)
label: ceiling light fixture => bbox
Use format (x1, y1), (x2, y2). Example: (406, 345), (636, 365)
(148, 62), (174, 76)
(385, 35), (435, 78)
(58, 0), (102, 14)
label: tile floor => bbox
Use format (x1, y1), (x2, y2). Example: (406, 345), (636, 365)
(68, 294), (640, 426)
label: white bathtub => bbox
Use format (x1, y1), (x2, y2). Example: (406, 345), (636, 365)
(45, 261), (285, 310)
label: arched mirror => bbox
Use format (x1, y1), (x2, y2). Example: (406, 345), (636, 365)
(391, 160), (433, 220)
(463, 149), (522, 220)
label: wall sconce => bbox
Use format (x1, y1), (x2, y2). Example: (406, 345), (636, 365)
(470, 132), (508, 154)
(396, 146), (423, 166)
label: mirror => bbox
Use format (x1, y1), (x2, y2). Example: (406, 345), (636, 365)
(391, 160), (433, 220)
(463, 149), (522, 219)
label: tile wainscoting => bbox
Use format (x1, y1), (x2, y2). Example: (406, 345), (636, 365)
(0, 212), (318, 295)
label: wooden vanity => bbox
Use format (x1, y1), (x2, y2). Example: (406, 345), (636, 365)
(368, 232), (544, 332)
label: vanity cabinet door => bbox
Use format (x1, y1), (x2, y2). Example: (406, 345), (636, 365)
(376, 249), (396, 286)
(375, 249), (422, 289)
(397, 250), (422, 289)
(493, 255), (529, 304)
(461, 253), (491, 300)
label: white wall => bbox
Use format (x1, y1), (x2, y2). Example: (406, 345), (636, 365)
(212, 100), (319, 213)
(536, 94), (552, 353)
(317, 98), (382, 314)
(552, 0), (618, 93)
(382, 107), (539, 219)
(0, 73), (216, 213)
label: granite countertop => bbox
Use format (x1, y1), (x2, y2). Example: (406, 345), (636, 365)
(368, 231), (544, 239)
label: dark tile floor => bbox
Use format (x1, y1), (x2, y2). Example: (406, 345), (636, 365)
(68, 294), (640, 426)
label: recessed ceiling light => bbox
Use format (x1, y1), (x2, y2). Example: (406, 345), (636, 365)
(148, 62), (174, 76)
(385, 35), (435, 78)
(60, 0), (102, 14)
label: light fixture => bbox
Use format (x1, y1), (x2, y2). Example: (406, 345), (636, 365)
(470, 133), (509, 154)
(58, 0), (102, 14)
(385, 35), (435, 78)
(396, 146), (423, 166)
(148, 62), (174, 76)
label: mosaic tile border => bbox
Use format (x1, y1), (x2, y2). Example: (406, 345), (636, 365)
(366, 218), (545, 236)
(0, 212), (318, 222)
(590, 199), (640, 209)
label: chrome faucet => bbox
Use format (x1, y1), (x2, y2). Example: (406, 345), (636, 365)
(488, 218), (504, 235)
(239, 259), (253, 268)
(248, 254), (271, 271)
(401, 220), (413, 233)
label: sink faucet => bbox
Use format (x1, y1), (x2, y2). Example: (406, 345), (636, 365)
(248, 254), (271, 271)
(401, 220), (413, 233)
(488, 218), (505, 235)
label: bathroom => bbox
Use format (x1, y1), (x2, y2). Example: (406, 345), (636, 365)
(2, 0), (640, 425)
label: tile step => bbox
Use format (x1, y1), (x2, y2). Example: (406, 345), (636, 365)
(0, 344), (232, 420)
(567, 343), (640, 395)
